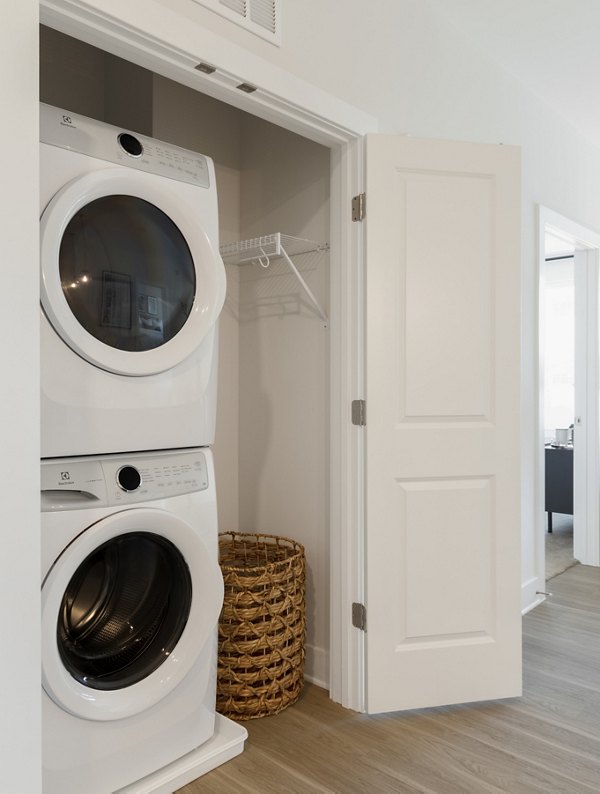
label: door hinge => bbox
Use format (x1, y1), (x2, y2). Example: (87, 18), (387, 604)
(351, 399), (366, 426)
(352, 192), (366, 222)
(352, 602), (367, 631)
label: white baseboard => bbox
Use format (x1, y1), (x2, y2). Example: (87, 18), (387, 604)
(116, 715), (247, 793)
(304, 643), (328, 689)
(521, 575), (545, 615)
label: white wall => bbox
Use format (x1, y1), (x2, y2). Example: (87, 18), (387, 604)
(0, 2), (41, 790)
(543, 258), (575, 436)
(40, 25), (105, 119)
(152, 78), (331, 684)
(237, 114), (330, 685)
(40, 25), (153, 134)
(151, 77), (243, 535)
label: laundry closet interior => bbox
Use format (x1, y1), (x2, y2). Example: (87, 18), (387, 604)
(40, 25), (332, 687)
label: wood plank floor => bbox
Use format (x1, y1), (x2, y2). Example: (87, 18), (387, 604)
(178, 564), (600, 793)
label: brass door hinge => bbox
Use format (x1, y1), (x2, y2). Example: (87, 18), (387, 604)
(352, 192), (366, 222)
(352, 602), (366, 631)
(351, 399), (366, 426)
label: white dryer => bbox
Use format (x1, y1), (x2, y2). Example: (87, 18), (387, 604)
(40, 103), (226, 458)
(41, 447), (224, 794)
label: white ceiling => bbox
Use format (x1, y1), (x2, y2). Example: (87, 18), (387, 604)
(427, 0), (600, 147)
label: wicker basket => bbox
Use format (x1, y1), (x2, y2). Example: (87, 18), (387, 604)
(217, 531), (306, 721)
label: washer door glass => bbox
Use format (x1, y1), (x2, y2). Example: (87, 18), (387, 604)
(60, 196), (195, 353)
(58, 532), (192, 691)
(40, 169), (226, 376)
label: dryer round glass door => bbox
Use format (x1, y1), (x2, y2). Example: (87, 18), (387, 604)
(40, 168), (226, 376)
(42, 508), (224, 721)
(59, 196), (196, 354)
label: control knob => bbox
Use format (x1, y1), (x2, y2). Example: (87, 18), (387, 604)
(116, 465), (142, 492)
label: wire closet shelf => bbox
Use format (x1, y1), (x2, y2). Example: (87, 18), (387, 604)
(219, 233), (329, 325)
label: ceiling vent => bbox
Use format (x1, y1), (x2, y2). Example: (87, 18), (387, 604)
(192, 0), (281, 45)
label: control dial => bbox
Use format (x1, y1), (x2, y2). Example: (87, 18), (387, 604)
(116, 465), (142, 492)
(118, 133), (143, 158)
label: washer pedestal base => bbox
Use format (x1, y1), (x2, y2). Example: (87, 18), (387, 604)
(115, 715), (248, 793)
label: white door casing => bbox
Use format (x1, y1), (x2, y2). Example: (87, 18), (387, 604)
(364, 135), (522, 713)
(574, 248), (600, 566)
(574, 251), (587, 564)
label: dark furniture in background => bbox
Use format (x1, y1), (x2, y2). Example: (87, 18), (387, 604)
(545, 445), (573, 532)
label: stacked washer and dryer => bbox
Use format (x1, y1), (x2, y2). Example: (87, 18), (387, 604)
(40, 103), (246, 794)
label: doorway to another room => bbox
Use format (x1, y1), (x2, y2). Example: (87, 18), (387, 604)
(542, 236), (575, 580)
(539, 208), (600, 588)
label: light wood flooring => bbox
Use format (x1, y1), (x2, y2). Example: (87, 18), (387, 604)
(179, 564), (600, 793)
(545, 513), (576, 580)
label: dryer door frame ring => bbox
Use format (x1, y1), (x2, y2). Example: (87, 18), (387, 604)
(40, 168), (226, 376)
(41, 507), (223, 721)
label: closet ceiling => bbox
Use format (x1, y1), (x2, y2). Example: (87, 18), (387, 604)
(427, 0), (600, 147)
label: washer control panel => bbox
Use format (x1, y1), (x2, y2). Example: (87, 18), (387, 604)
(40, 102), (211, 189)
(105, 452), (209, 505)
(41, 449), (209, 511)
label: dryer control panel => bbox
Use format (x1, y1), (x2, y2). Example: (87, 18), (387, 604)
(41, 449), (209, 511)
(40, 102), (211, 188)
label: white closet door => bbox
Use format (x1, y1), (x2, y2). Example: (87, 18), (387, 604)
(364, 134), (522, 713)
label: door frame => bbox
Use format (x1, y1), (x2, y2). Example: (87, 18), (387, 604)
(536, 206), (600, 601)
(40, 0), (376, 712)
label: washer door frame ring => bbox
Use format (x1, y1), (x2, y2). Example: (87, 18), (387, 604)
(41, 508), (223, 721)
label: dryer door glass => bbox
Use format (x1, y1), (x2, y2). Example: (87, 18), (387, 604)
(57, 531), (192, 690)
(59, 196), (196, 352)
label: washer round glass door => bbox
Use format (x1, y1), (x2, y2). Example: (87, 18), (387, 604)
(42, 509), (224, 721)
(40, 168), (226, 376)
(58, 531), (192, 692)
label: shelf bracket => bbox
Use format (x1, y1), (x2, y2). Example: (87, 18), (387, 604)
(279, 244), (328, 325)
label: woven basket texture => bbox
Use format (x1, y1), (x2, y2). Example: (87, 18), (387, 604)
(217, 531), (306, 721)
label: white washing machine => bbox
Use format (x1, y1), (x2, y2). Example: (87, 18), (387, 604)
(40, 103), (226, 458)
(41, 447), (224, 794)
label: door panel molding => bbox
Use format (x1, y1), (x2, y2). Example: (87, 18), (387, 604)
(365, 134), (521, 713)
